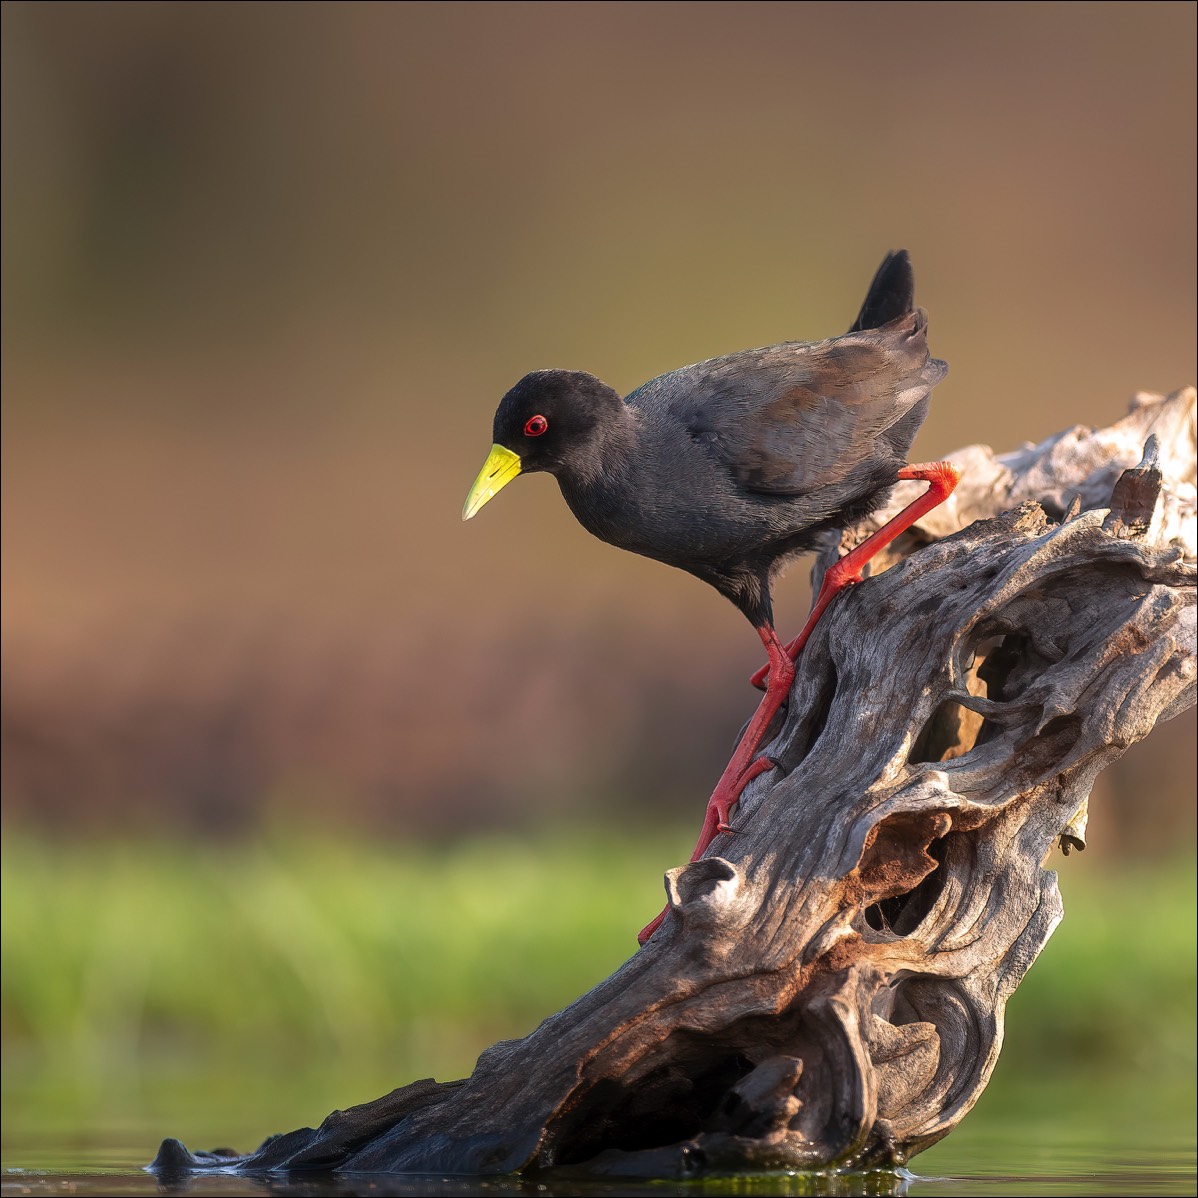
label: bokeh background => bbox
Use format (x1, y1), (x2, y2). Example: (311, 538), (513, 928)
(2, 0), (1194, 1180)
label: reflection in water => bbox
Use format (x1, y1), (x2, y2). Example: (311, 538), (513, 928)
(4, 1157), (1198, 1198)
(4, 1080), (1196, 1197)
(4, 1162), (914, 1197)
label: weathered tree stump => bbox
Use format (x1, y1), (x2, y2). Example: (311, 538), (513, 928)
(154, 388), (1196, 1181)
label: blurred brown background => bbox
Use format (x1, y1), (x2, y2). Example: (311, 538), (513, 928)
(2, 1), (1194, 849)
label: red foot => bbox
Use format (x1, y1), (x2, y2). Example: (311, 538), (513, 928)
(750, 461), (961, 690)
(638, 630), (794, 945)
(638, 908), (667, 942)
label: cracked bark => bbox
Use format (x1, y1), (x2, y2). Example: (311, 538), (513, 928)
(153, 387), (1197, 1181)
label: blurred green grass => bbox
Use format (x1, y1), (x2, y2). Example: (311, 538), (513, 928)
(1, 826), (1194, 1154)
(0, 826), (671, 1067)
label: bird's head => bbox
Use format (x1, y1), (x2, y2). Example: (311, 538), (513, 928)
(462, 370), (622, 520)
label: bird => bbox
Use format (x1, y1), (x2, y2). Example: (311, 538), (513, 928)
(462, 250), (958, 943)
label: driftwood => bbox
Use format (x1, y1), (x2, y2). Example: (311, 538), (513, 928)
(154, 388), (1196, 1181)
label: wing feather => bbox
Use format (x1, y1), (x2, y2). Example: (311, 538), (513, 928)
(627, 309), (946, 497)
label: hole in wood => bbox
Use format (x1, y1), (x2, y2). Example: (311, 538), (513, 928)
(909, 698), (991, 763)
(910, 634), (1017, 764)
(863, 835), (950, 936)
(976, 629), (1058, 702)
(551, 1043), (756, 1163)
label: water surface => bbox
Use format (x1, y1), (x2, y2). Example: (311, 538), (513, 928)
(4, 1083), (1194, 1198)
(4, 1014), (1193, 1197)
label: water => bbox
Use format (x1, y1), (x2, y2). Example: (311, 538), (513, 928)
(2, 1151), (1195, 1197)
(2, 1120), (1193, 1195)
(3, 1056), (1193, 1197)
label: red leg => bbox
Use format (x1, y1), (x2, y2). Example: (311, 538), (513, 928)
(750, 461), (961, 688)
(638, 625), (794, 945)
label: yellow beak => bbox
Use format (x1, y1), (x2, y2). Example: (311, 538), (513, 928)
(462, 444), (523, 520)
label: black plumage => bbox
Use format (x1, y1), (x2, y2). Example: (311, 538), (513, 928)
(468, 251), (944, 632)
(463, 251), (957, 943)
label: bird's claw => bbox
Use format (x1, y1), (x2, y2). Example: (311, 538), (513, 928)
(709, 800), (736, 827)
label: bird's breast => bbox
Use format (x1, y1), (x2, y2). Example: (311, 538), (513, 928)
(556, 461), (782, 571)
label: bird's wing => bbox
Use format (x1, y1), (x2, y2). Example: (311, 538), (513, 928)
(628, 310), (946, 496)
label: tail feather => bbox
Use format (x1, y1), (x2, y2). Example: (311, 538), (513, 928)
(848, 250), (915, 332)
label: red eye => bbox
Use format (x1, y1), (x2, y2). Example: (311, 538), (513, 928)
(524, 414), (549, 437)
